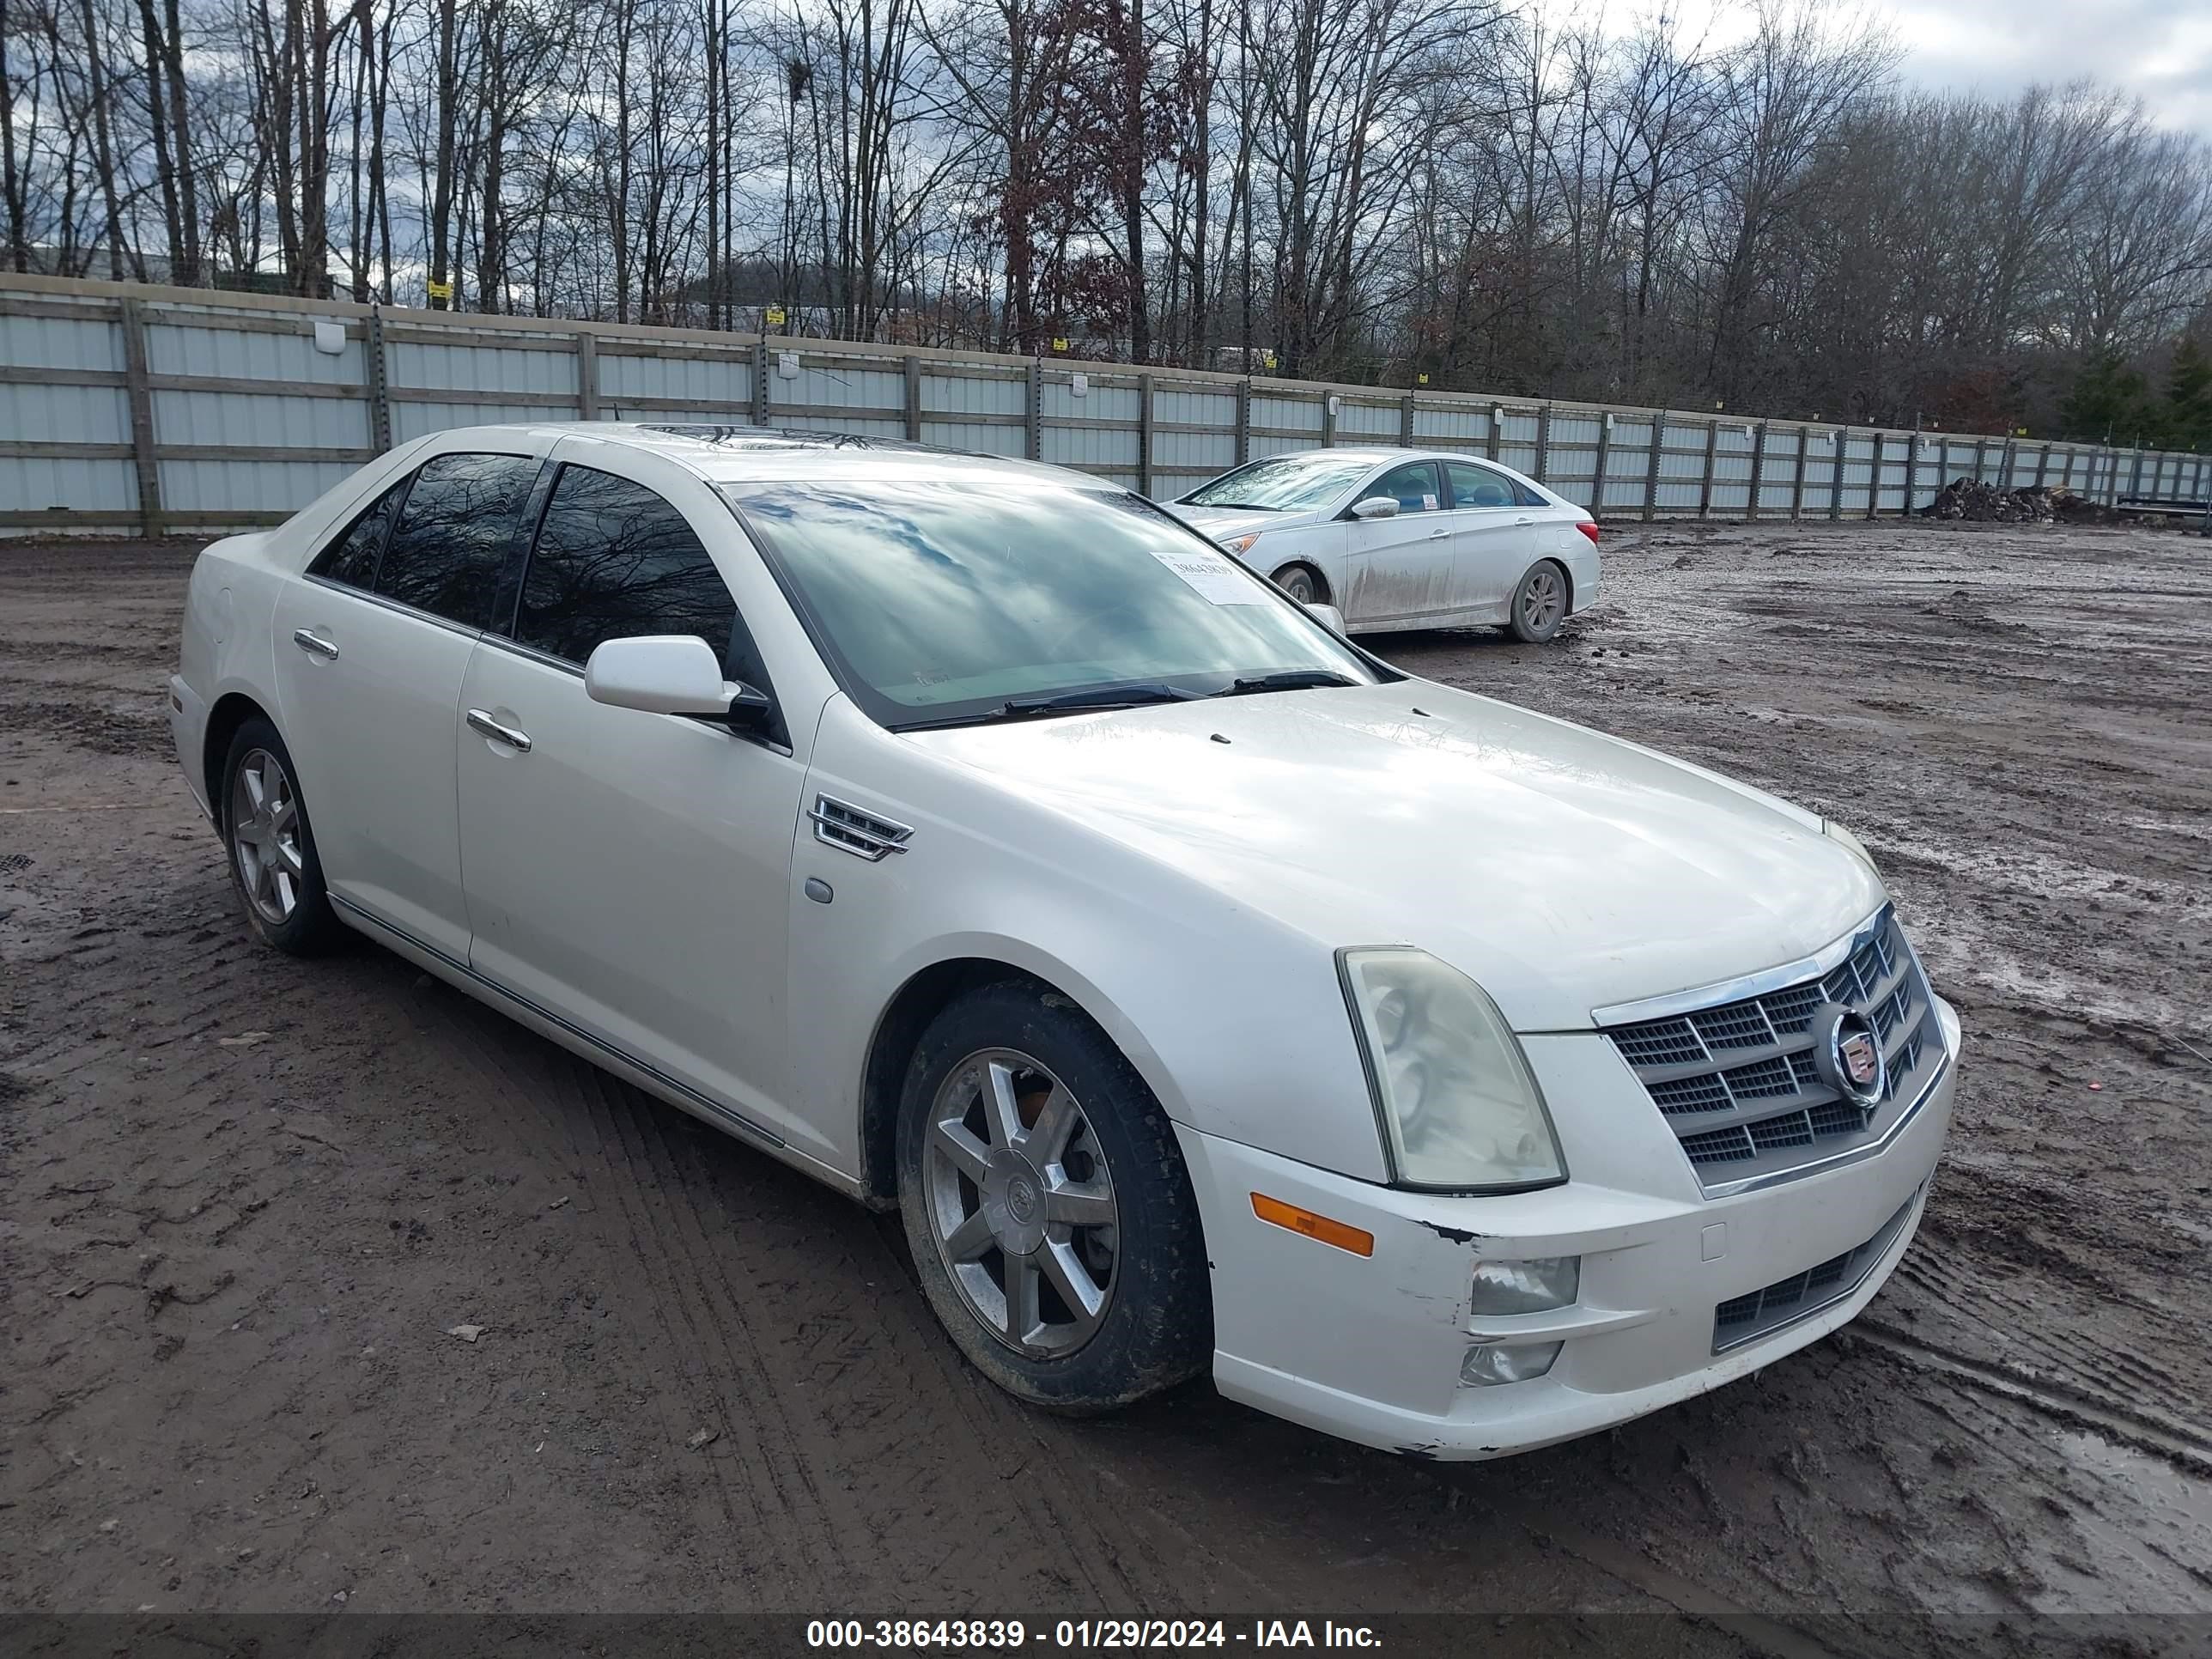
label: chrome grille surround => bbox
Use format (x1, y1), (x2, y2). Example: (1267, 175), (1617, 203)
(1596, 907), (1946, 1197)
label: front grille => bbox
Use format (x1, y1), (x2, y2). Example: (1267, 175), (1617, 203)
(1600, 908), (1942, 1192)
(1712, 1191), (1919, 1352)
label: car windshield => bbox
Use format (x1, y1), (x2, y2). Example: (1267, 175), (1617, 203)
(1180, 453), (1376, 512)
(723, 479), (1382, 730)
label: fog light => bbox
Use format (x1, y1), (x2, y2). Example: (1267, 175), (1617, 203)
(1470, 1255), (1579, 1315)
(1460, 1340), (1562, 1387)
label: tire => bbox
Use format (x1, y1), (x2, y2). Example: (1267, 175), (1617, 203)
(896, 978), (1212, 1412)
(1505, 559), (1570, 642)
(220, 717), (348, 955)
(1271, 563), (1322, 605)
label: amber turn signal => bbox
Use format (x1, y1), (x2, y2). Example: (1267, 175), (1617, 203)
(1250, 1193), (1375, 1257)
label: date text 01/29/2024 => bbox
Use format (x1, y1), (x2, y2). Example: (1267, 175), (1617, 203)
(805, 1620), (1383, 1649)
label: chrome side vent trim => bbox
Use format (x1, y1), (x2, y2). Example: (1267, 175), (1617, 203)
(811, 794), (913, 861)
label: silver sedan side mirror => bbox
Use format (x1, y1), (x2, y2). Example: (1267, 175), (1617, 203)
(1350, 495), (1399, 520)
(1304, 601), (1347, 635)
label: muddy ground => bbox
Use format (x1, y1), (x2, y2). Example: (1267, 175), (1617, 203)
(2, 519), (2209, 1655)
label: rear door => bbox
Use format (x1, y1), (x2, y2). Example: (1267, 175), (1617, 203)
(271, 447), (543, 961)
(454, 449), (815, 1155)
(1339, 459), (1455, 625)
(1443, 459), (1540, 615)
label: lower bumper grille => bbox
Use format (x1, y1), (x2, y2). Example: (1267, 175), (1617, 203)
(1712, 1190), (1919, 1352)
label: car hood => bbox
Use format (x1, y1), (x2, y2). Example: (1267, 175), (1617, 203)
(1165, 504), (1316, 541)
(906, 681), (1884, 1031)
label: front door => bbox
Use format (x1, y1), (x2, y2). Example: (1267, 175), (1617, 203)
(1339, 458), (1456, 625)
(454, 459), (813, 1154)
(271, 448), (542, 961)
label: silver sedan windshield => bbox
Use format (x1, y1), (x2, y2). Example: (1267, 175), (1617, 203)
(724, 480), (1378, 729)
(1180, 453), (1375, 512)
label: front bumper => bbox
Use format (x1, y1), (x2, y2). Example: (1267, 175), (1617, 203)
(1177, 996), (1957, 1459)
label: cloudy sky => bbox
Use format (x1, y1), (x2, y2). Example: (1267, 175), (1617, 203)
(1887, 0), (2212, 133)
(1556, 0), (2212, 138)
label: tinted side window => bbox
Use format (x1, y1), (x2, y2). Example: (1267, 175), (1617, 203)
(374, 452), (538, 628)
(1447, 461), (1516, 510)
(309, 478), (408, 587)
(1369, 460), (1442, 514)
(517, 465), (736, 666)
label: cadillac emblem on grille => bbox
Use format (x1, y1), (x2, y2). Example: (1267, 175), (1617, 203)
(1816, 1005), (1887, 1106)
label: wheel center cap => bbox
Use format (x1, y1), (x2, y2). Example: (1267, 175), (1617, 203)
(981, 1148), (1048, 1257)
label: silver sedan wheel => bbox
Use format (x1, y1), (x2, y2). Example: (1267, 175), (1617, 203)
(1517, 564), (1565, 635)
(230, 747), (304, 925)
(923, 1048), (1120, 1358)
(1273, 565), (1318, 605)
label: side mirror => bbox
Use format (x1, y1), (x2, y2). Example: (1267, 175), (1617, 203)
(1350, 495), (1399, 520)
(1304, 601), (1347, 635)
(584, 635), (770, 730)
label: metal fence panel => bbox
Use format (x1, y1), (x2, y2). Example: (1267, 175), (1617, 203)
(3, 274), (2203, 537)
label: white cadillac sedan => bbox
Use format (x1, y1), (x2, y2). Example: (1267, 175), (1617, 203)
(169, 422), (1956, 1459)
(1169, 447), (1599, 641)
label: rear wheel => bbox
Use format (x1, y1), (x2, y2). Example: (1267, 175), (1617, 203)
(1271, 563), (1322, 605)
(896, 979), (1211, 1411)
(1504, 560), (1570, 642)
(221, 718), (348, 954)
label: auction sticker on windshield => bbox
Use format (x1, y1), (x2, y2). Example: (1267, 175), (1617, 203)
(1148, 544), (1267, 603)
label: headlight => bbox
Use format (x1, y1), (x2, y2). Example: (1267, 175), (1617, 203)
(1821, 817), (1881, 876)
(1338, 948), (1567, 1191)
(1220, 531), (1262, 555)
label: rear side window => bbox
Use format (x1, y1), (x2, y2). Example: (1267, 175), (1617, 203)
(373, 452), (539, 629)
(516, 465), (736, 666)
(309, 478), (408, 587)
(1447, 462), (1516, 510)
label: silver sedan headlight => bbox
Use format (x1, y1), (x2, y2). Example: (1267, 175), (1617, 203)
(1338, 948), (1567, 1191)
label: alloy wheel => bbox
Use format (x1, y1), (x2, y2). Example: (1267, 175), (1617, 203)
(231, 747), (304, 925)
(923, 1048), (1120, 1358)
(1520, 566), (1565, 634)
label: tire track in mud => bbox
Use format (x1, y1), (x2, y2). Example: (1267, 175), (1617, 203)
(420, 983), (1208, 1611)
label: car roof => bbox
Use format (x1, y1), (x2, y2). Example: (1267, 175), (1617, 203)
(434, 421), (1096, 489)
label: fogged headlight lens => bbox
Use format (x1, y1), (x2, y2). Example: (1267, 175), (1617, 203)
(1339, 948), (1567, 1191)
(1471, 1255), (1580, 1316)
(1221, 531), (1263, 555)
(1821, 817), (1880, 877)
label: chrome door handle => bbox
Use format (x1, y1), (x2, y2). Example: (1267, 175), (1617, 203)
(1515, 515), (1535, 525)
(466, 709), (532, 752)
(1428, 527), (1449, 539)
(292, 628), (339, 659)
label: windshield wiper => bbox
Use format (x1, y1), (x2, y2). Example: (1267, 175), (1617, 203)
(1192, 500), (1278, 511)
(896, 682), (1202, 732)
(1207, 670), (1360, 698)
(1000, 682), (1201, 716)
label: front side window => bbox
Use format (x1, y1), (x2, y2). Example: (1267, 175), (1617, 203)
(373, 451), (539, 629)
(1447, 461), (1516, 510)
(726, 480), (1379, 729)
(517, 465), (737, 665)
(309, 478), (409, 588)
(1367, 460), (1443, 514)
(1181, 453), (1376, 513)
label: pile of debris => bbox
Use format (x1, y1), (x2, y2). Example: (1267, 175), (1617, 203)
(1919, 477), (2061, 523)
(1918, 477), (2144, 526)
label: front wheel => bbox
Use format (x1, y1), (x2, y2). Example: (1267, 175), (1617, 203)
(1504, 559), (1571, 642)
(896, 979), (1212, 1412)
(1270, 563), (1322, 605)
